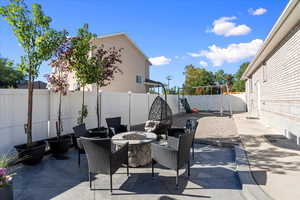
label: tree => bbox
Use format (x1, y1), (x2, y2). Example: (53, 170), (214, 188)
(183, 64), (215, 95)
(66, 24), (97, 125)
(0, 56), (25, 88)
(214, 69), (234, 91)
(47, 39), (71, 137)
(214, 69), (226, 85)
(232, 62), (249, 92)
(166, 86), (178, 95)
(91, 45), (122, 128)
(0, 0), (67, 145)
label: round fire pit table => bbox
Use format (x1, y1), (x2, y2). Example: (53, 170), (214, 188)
(112, 131), (157, 167)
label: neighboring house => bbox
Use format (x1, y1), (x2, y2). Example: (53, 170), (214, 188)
(17, 80), (47, 89)
(68, 33), (152, 93)
(242, 0), (300, 140)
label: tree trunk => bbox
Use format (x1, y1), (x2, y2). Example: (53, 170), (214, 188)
(81, 85), (85, 124)
(96, 84), (100, 128)
(58, 91), (62, 137)
(27, 70), (33, 145)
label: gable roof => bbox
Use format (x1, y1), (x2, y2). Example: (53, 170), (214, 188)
(94, 33), (152, 65)
(242, 0), (300, 80)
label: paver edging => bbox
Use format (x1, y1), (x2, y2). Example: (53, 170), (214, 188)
(194, 138), (237, 148)
(234, 145), (274, 200)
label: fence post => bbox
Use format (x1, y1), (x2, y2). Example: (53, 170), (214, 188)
(128, 91), (132, 131)
(47, 90), (51, 138)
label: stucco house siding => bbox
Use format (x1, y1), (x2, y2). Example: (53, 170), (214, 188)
(68, 34), (151, 93)
(246, 22), (300, 138)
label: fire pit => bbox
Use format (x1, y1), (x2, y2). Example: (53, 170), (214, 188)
(112, 131), (157, 167)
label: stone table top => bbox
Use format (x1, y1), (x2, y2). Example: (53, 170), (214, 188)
(112, 131), (157, 145)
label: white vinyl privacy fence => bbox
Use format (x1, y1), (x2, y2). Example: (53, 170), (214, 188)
(0, 89), (246, 153)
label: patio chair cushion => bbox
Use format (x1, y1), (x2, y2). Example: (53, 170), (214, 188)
(144, 120), (161, 132)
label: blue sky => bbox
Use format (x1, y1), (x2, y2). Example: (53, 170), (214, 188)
(0, 0), (288, 88)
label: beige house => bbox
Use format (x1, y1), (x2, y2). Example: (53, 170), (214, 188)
(242, 0), (300, 141)
(68, 33), (152, 93)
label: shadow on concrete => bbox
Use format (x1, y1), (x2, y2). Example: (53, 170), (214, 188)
(238, 170), (267, 185)
(264, 134), (300, 151)
(251, 170), (267, 185)
(243, 136), (300, 175)
(159, 196), (179, 200)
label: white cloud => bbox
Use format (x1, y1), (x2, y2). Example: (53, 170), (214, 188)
(187, 52), (201, 57)
(189, 39), (263, 66)
(249, 8), (267, 16)
(199, 61), (208, 67)
(149, 56), (171, 66)
(208, 16), (251, 37)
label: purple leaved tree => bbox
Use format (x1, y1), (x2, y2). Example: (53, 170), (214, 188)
(92, 45), (123, 128)
(46, 40), (72, 137)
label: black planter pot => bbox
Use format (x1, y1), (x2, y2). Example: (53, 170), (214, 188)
(47, 135), (71, 155)
(15, 141), (46, 165)
(89, 127), (108, 138)
(0, 183), (13, 200)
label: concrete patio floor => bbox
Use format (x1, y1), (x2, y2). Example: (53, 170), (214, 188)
(13, 144), (246, 200)
(234, 113), (300, 200)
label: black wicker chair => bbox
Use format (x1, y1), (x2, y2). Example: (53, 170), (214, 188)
(145, 96), (173, 138)
(167, 119), (199, 160)
(151, 130), (195, 188)
(106, 117), (128, 137)
(73, 124), (90, 167)
(79, 137), (129, 193)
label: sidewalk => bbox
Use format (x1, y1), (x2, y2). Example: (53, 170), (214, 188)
(234, 113), (300, 200)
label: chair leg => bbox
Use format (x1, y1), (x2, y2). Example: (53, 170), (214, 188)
(176, 169), (179, 189)
(78, 150), (80, 167)
(89, 172), (92, 190)
(110, 173), (113, 194)
(151, 159), (155, 177)
(192, 143), (195, 160)
(127, 161), (129, 176)
(188, 160), (191, 178)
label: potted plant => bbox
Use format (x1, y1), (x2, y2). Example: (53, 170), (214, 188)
(46, 40), (72, 157)
(0, 155), (14, 200)
(0, 0), (67, 165)
(89, 45), (123, 137)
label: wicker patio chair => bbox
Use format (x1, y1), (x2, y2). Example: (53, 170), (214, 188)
(151, 131), (194, 188)
(106, 117), (128, 137)
(73, 124), (90, 167)
(167, 119), (199, 160)
(145, 96), (173, 138)
(79, 137), (129, 193)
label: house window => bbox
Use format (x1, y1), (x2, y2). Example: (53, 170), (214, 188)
(136, 75), (144, 84)
(263, 63), (268, 82)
